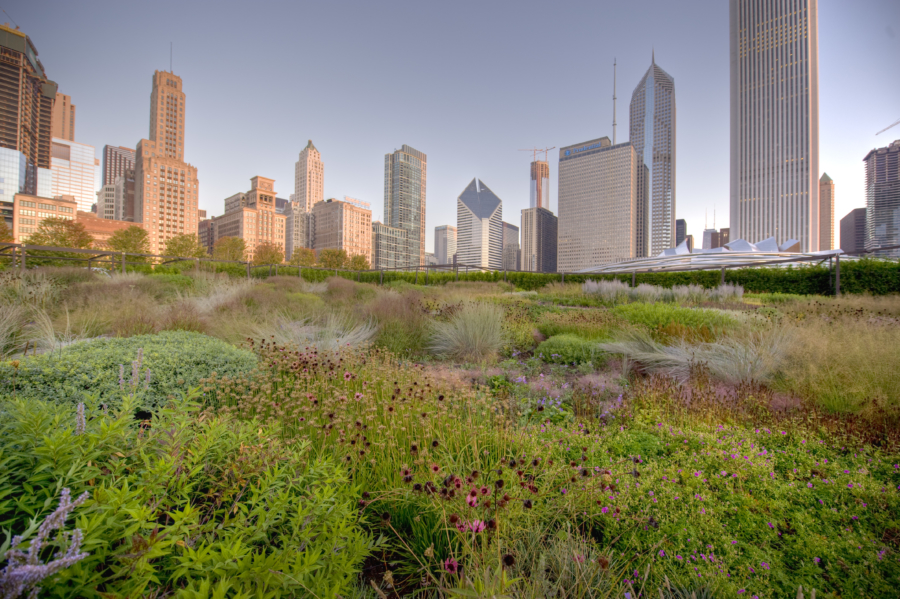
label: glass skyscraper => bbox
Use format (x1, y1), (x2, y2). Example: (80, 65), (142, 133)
(384, 144), (427, 267)
(864, 140), (900, 258)
(629, 53), (676, 257)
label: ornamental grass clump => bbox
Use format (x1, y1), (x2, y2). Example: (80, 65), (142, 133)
(428, 301), (505, 362)
(260, 310), (377, 351)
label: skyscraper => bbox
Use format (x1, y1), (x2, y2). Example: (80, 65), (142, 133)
(51, 93), (75, 141)
(96, 184), (117, 219)
(675, 219), (687, 246)
(521, 207), (557, 272)
(502, 221), (520, 270)
(132, 71), (201, 254)
(434, 225), (457, 265)
(0, 24), (57, 194)
(730, 0), (820, 251)
(384, 144), (427, 267)
(209, 177), (286, 261)
(863, 140), (900, 257)
(102, 145), (135, 187)
(50, 138), (98, 212)
(839, 208), (866, 256)
(294, 140), (324, 213)
(630, 53), (676, 257)
(311, 198), (372, 265)
(530, 161), (549, 209)
(456, 178), (503, 269)
(372, 221), (408, 269)
(557, 137), (638, 271)
(819, 173), (834, 250)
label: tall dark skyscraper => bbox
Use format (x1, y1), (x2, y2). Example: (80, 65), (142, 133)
(102, 145), (135, 187)
(730, 0), (820, 251)
(863, 140), (900, 257)
(630, 52), (676, 257)
(675, 219), (687, 246)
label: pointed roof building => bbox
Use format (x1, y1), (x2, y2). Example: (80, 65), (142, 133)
(456, 178), (503, 269)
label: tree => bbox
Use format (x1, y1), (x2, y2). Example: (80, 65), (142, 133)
(163, 233), (207, 258)
(26, 217), (94, 249)
(212, 236), (246, 262)
(252, 242), (284, 265)
(0, 220), (12, 243)
(107, 226), (150, 261)
(317, 248), (348, 269)
(348, 254), (370, 271)
(289, 247), (317, 267)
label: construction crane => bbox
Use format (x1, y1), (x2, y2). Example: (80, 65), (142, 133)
(876, 118), (900, 136)
(518, 147), (556, 162)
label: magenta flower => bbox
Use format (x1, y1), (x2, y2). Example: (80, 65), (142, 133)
(444, 557), (459, 574)
(469, 520), (486, 533)
(466, 495), (478, 508)
(601, 506), (609, 514)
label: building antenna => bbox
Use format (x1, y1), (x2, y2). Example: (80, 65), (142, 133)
(1, 8), (19, 28)
(612, 58), (617, 145)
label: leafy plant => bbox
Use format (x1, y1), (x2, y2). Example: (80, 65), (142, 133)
(106, 225), (150, 259)
(536, 334), (604, 366)
(163, 233), (207, 258)
(0, 331), (256, 411)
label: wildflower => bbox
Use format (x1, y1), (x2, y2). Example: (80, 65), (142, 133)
(466, 495), (478, 508)
(523, 499), (533, 509)
(597, 555), (610, 570)
(381, 512), (391, 524)
(480, 486), (490, 496)
(502, 553), (515, 568)
(469, 520), (486, 533)
(410, 443), (418, 453)
(814, 557), (821, 564)
(485, 518), (497, 531)
(658, 550), (666, 557)
(343, 371), (352, 381)
(431, 464), (440, 473)
(560, 488), (568, 495)
(443, 558), (459, 574)
(601, 506), (608, 514)
(448, 514), (459, 524)
(573, 553), (585, 563)
(495, 479), (505, 489)
(432, 439), (440, 448)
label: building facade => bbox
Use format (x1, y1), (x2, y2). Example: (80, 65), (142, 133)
(114, 168), (136, 222)
(839, 207), (866, 256)
(11, 193), (76, 242)
(630, 54), (676, 257)
(384, 144), (427, 267)
(730, 0), (820, 252)
(530, 161), (549, 209)
(209, 177), (286, 261)
(675, 219), (687, 246)
(50, 138), (97, 212)
(0, 24), (57, 191)
(521, 207), (557, 273)
(51, 92), (75, 142)
(818, 173), (834, 250)
(434, 225), (457, 265)
(456, 178), (503, 270)
(311, 198), (372, 264)
(557, 137), (637, 271)
(294, 140), (324, 213)
(76, 210), (130, 248)
(372, 221), (408, 269)
(285, 206), (314, 260)
(102, 145), (135, 187)
(132, 71), (201, 254)
(96, 184), (117, 220)
(502, 221), (519, 270)
(864, 140), (900, 257)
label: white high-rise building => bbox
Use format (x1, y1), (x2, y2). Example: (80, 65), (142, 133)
(630, 53), (676, 257)
(456, 178), (502, 269)
(50, 137), (98, 212)
(294, 140), (324, 213)
(434, 225), (457, 265)
(96, 184), (117, 220)
(557, 137), (638, 271)
(729, 0), (820, 251)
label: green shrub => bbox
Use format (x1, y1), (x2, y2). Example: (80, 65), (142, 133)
(536, 334), (604, 365)
(428, 302), (505, 362)
(0, 396), (373, 597)
(0, 331), (256, 411)
(612, 302), (735, 331)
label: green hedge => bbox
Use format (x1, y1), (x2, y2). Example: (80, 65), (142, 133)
(0, 331), (257, 411)
(119, 256), (899, 295)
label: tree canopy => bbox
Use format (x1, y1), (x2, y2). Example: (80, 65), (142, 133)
(252, 242), (284, 265)
(317, 248), (349, 269)
(0, 220), (12, 243)
(289, 247), (317, 267)
(212, 236), (246, 262)
(163, 233), (207, 259)
(26, 217), (94, 249)
(347, 254), (370, 271)
(107, 226), (150, 259)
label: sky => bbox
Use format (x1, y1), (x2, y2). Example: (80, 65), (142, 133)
(10, 0), (900, 251)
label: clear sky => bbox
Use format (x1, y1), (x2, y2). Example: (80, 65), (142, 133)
(11, 0), (900, 250)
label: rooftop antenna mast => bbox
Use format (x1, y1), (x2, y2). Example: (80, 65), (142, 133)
(612, 58), (617, 145)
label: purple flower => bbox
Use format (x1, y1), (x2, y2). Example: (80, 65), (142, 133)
(443, 557), (459, 574)
(814, 557), (821, 564)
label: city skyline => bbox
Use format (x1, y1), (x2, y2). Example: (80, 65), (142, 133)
(8, 0), (900, 253)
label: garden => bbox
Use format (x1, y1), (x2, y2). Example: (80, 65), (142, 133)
(1, 265), (899, 598)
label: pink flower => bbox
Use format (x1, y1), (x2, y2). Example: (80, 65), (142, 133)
(601, 506), (609, 514)
(444, 557), (459, 573)
(466, 495), (478, 508)
(469, 520), (486, 533)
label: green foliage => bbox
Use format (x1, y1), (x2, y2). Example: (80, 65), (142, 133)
(348, 254), (370, 270)
(211, 236), (246, 262)
(537, 309), (623, 340)
(0, 396), (372, 597)
(428, 302), (505, 362)
(612, 302), (735, 331)
(536, 334), (604, 365)
(106, 225), (150, 259)
(289, 247), (316, 267)
(25, 217), (94, 249)
(163, 233), (208, 259)
(0, 331), (256, 412)
(318, 248), (349, 269)
(0, 219), (12, 242)
(251, 241), (283, 265)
